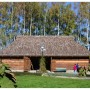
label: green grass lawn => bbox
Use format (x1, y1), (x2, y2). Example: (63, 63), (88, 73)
(0, 74), (90, 88)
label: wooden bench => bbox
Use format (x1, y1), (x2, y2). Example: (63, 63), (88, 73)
(54, 68), (66, 72)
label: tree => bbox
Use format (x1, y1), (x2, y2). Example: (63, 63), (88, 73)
(50, 3), (60, 35)
(73, 2), (90, 49)
(25, 2), (41, 35)
(79, 2), (90, 50)
(40, 2), (48, 36)
(46, 3), (76, 35)
(0, 2), (9, 47)
(71, 2), (83, 43)
(50, 2), (65, 35)
(61, 4), (76, 35)
(46, 9), (53, 35)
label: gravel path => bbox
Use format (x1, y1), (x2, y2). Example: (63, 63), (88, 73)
(55, 76), (90, 79)
(54, 70), (90, 79)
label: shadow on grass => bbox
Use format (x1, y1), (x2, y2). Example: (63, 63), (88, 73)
(13, 72), (42, 76)
(13, 71), (90, 78)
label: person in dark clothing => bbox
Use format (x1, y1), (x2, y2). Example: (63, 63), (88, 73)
(76, 63), (79, 72)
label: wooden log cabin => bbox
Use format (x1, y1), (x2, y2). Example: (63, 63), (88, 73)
(0, 36), (90, 72)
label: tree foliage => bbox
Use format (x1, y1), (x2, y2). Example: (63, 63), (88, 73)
(0, 2), (89, 50)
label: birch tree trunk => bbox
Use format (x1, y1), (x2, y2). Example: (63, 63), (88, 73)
(87, 5), (90, 50)
(23, 3), (25, 35)
(57, 18), (59, 36)
(11, 2), (13, 29)
(79, 21), (81, 42)
(87, 19), (89, 50)
(88, 14), (90, 50)
(30, 15), (32, 36)
(44, 15), (46, 36)
(10, 2), (13, 40)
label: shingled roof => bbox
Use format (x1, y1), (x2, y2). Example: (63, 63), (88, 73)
(0, 35), (90, 57)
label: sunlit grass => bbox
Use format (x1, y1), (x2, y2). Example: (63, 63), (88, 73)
(0, 74), (90, 88)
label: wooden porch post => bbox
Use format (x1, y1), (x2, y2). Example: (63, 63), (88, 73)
(24, 56), (31, 72)
(51, 58), (56, 71)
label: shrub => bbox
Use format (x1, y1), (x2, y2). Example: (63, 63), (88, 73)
(78, 67), (87, 77)
(0, 62), (17, 88)
(39, 56), (46, 73)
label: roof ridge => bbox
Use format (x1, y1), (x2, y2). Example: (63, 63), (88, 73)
(16, 35), (74, 39)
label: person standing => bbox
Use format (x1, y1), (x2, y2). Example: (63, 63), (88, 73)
(73, 64), (77, 74)
(76, 63), (79, 72)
